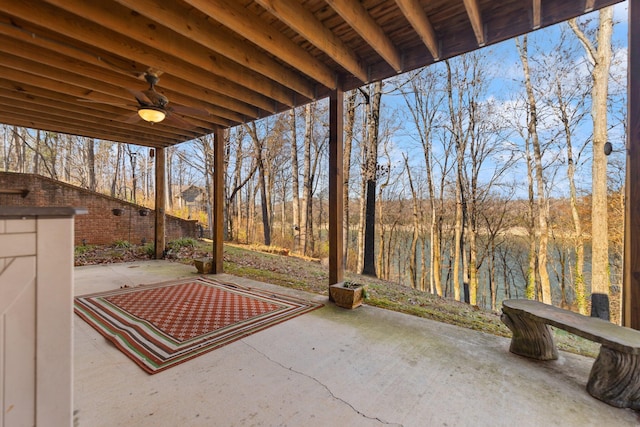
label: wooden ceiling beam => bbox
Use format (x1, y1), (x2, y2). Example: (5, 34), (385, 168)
(0, 87), (205, 140)
(585, 0), (596, 12)
(533, 0), (542, 29)
(0, 75), (206, 142)
(0, 105), (179, 146)
(0, 114), (175, 147)
(0, 85), (208, 140)
(0, 37), (239, 125)
(1, 60), (219, 131)
(394, 0), (440, 60)
(41, 0), (292, 108)
(0, 65), (129, 108)
(463, 0), (486, 46)
(0, 1), (277, 113)
(183, 0), (337, 90)
(255, 0), (369, 83)
(112, 0), (315, 100)
(0, 22), (260, 121)
(325, 0), (402, 73)
(2, 52), (134, 106)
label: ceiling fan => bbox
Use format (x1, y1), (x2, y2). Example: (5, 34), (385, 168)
(80, 66), (209, 127)
(124, 71), (209, 126)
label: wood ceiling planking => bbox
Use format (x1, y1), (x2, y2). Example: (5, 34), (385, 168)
(0, 0), (624, 148)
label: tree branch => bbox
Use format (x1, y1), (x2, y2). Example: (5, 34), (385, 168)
(568, 19), (597, 66)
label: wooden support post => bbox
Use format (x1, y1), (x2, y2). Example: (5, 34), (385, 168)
(625, 0), (640, 330)
(212, 127), (224, 274)
(329, 87), (344, 291)
(154, 147), (166, 259)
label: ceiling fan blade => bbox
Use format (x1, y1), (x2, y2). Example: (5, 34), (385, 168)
(97, 57), (164, 81)
(125, 87), (152, 105)
(163, 112), (195, 129)
(168, 105), (210, 117)
(121, 112), (141, 124)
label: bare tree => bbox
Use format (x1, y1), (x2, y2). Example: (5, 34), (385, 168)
(361, 81), (383, 277)
(445, 59), (470, 302)
(517, 35), (552, 305)
(569, 7), (614, 319)
(343, 90), (358, 265)
(245, 120), (278, 246)
(290, 108), (301, 251)
(397, 67), (447, 294)
(301, 103), (314, 255)
(545, 30), (590, 313)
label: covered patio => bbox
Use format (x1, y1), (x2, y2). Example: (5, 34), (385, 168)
(73, 260), (640, 426)
(1, 0), (640, 425)
(1, 0), (637, 322)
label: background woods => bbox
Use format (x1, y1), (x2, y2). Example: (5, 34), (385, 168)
(0, 8), (626, 318)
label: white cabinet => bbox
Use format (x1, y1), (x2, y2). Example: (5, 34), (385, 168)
(0, 207), (84, 427)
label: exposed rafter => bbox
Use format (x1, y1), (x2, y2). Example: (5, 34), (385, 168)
(41, 0), (289, 109)
(533, 0), (542, 29)
(395, 0), (440, 60)
(463, 0), (485, 46)
(254, 0), (369, 83)
(325, 0), (403, 73)
(113, 0), (315, 101)
(183, 0), (337, 90)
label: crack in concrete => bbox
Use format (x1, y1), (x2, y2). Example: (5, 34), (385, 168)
(242, 341), (404, 427)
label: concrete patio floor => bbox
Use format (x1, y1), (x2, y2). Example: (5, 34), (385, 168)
(74, 261), (640, 426)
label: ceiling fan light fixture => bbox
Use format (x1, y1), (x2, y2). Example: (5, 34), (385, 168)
(138, 106), (165, 123)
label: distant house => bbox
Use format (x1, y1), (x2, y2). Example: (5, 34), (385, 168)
(177, 185), (207, 219)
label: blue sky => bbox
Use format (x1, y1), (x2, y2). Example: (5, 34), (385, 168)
(376, 1), (630, 200)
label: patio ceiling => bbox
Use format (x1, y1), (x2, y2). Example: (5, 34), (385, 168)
(0, 0), (624, 149)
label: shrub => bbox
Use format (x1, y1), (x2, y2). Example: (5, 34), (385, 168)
(167, 237), (198, 251)
(74, 244), (95, 256)
(113, 239), (132, 249)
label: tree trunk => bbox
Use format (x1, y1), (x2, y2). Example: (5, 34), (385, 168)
(517, 35), (552, 305)
(404, 154), (419, 289)
(258, 157), (271, 245)
(290, 109), (301, 252)
(362, 82), (383, 277)
(446, 60), (468, 303)
(86, 138), (96, 191)
(570, 8), (613, 320)
(556, 79), (587, 314)
(111, 143), (121, 198)
(166, 148), (174, 210)
(343, 91), (357, 266)
(246, 123), (272, 246)
(301, 104), (313, 256)
(362, 178), (377, 276)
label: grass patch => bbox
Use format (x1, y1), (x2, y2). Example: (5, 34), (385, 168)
(167, 237), (198, 250)
(113, 239), (132, 249)
(74, 244), (95, 256)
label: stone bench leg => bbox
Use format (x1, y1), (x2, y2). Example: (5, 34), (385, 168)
(194, 258), (213, 274)
(587, 346), (640, 410)
(501, 309), (558, 360)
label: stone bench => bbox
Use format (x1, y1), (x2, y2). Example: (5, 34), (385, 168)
(501, 299), (640, 410)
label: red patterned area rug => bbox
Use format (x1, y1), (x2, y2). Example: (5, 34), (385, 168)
(74, 277), (323, 374)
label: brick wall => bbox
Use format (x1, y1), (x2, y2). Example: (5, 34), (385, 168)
(0, 172), (197, 246)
